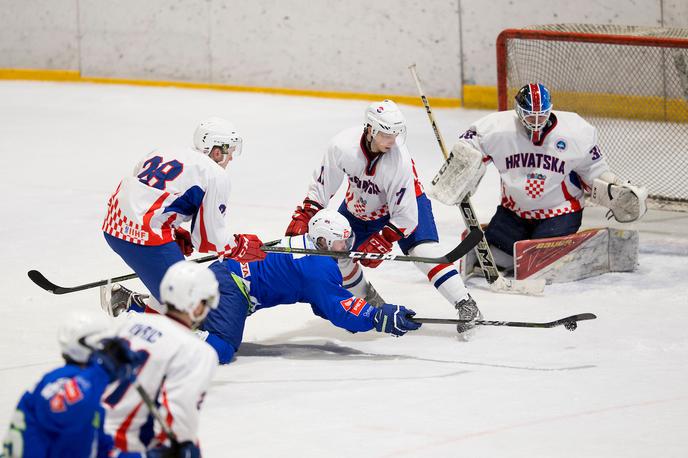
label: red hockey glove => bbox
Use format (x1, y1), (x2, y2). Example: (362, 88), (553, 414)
(285, 200), (322, 236)
(174, 227), (193, 257)
(226, 234), (266, 263)
(358, 225), (403, 268)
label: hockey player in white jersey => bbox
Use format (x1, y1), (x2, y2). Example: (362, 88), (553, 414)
(103, 261), (219, 456)
(102, 117), (266, 314)
(285, 100), (479, 333)
(451, 83), (647, 271)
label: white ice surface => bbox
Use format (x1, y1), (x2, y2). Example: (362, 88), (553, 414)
(1, 81), (688, 457)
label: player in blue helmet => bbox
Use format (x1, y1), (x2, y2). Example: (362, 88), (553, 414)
(514, 83), (553, 143)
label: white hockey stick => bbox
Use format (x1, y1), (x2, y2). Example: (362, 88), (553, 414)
(408, 64), (545, 295)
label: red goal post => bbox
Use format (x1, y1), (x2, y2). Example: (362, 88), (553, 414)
(496, 25), (688, 208)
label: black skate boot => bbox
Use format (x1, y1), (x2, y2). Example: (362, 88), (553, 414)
(99, 283), (149, 317)
(455, 294), (482, 335)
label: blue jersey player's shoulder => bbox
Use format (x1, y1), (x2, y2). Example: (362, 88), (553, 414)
(295, 255), (343, 284)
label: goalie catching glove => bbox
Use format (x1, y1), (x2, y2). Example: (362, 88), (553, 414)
(590, 172), (648, 223)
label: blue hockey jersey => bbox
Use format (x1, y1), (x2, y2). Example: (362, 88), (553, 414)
(2, 364), (141, 458)
(202, 236), (378, 363)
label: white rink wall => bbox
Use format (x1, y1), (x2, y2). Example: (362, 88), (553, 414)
(1, 0), (687, 97)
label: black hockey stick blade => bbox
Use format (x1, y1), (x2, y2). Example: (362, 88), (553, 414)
(27, 253), (221, 295)
(261, 227), (483, 264)
(410, 313), (597, 329)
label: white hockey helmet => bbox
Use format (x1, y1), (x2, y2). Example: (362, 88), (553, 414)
(308, 209), (354, 251)
(160, 261), (219, 325)
(364, 100), (407, 143)
(193, 117), (243, 158)
(58, 314), (111, 364)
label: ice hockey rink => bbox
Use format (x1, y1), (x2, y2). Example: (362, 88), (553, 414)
(1, 80), (687, 457)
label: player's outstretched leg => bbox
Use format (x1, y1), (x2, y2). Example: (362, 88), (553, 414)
(407, 241), (482, 334)
(337, 258), (386, 307)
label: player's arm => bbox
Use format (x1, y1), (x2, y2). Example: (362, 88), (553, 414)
(306, 261), (420, 336)
(157, 346), (218, 444)
(286, 142), (346, 236)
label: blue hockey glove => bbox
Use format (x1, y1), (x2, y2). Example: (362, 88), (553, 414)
(147, 441), (201, 458)
(89, 338), (144, 383)
(373, 303), (422, 337)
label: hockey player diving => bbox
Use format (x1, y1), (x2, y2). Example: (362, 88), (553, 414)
(198, 209), (422, 364)
(431, 83), (648, 274)
(102, 117), (266, 315)
(285, 100), (481, 334)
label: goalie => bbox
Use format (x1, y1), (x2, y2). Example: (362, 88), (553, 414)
(430, 83), (648, 276)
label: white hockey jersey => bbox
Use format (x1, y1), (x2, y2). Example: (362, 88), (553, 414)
(305, 127), (420, 236)
(103, 148), (233, 254)
(459, 111), (610, 219)
(103, 313), (218, 452)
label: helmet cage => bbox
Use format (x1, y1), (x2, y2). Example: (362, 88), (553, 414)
(514, 84), (553, 134)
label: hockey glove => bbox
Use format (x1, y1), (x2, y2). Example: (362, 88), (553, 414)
(373, 303), (422, 337)
(146, 441), (201, 458)
(357, 225), (402, 268)
(174, 227), (193, 257)
(225, 233), (266, 263)
(285, 199), (322, 236)
(89, 338), (144, 384)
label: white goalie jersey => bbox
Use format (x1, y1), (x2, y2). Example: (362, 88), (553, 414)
(102, 148), (234, 254)
(459, 111), (610, 219)
(103, 313), (218, 452)
(304, 126), (419, 236)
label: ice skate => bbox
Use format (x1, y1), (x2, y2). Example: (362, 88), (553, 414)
(99, 283), (149, 317)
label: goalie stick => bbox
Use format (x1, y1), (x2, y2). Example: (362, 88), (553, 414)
(410, 313), (596, 330)
(27, 229), (483, 295)
(408, 64), (545, 295)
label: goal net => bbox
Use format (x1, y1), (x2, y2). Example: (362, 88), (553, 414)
(497, 24), (688, 207)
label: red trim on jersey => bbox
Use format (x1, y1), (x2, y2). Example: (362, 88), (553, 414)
(115, 401), (144, 451)
(141, 192), (172, 244)
(411, 159), (424, 196)
(427, 263), (452, 281)
(154, 388), (175, 444)
(196, 203), (218, 253)
(359, 133), (383, 176)
(532, 113), (558, 146)
(560, 180), (582, 212)
(342, 263), (360, 281)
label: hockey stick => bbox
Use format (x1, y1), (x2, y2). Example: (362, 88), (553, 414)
(262, 227), (483, 264)
(408, 64), (545, 295)
(410, 313), (596, 330)
(27, 240), (284, 295)
(27, 254), (219, 295)
(135, 383), (179, 444)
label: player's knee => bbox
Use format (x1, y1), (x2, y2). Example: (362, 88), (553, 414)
(205, 333), (237, 364)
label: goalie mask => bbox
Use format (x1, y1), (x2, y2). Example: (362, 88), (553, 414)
(193, 117), (243, 166)
(58, 314), (111, 364)
(515, 83), (552, 137)
(308, 209), (354, 251)
(160, 261), (220, 325)
(365, 100), (407, 145)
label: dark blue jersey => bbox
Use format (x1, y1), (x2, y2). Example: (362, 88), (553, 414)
(202, 240), (378, 363)
(2, 363), (132, 458)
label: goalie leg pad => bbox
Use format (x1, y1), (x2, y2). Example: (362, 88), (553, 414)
(590, 179), (648, 222)
(428, 141), (486, 206)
